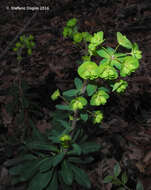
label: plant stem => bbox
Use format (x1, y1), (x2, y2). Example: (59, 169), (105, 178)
(70, 80), (88, 137)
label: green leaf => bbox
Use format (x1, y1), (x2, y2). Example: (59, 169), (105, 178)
(40, 157), (53, 172)
(80, 113), (88, 122)
(70, 164), (91, 189)
(86, 84), (97, 96)
(21, 159), (44, 181)
(111, 60), (122, 70)
(25, 141), (58, 152)
(80, 142), (101, 154)
(98, 87), (110, 93)
(56, 119), (70, 129)
(74, 77), (83, 90)
(47, 171), (58, 190)
(136, 180), (144, 190)
(56, 104), (72, 111)
(61, 160), (73, 185)
(114, 163), (121, 177)
(97, 48), (110, 58)
(68, 156), (94, 164)
(103, 175), (113, 183)
(52, 152), (65, 167)
(117, 32), (133, 49)
(67, 144), (82, 156)
(121, 172), (128, 184)
(63, 89), (79, 97)
(28, 170), (52, 190)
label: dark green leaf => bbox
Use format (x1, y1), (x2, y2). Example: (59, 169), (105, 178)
(72, 128), (81, 142)
(40, 157), (53, 172)
(28, 170), (52, 190)
(67, 144), (82, 156)
(63, 89), (79, 97)
(74, 77), (83, 90)
(112, 178), (122, 185)
(25, 141), (58, 152)
(56, 104), (72, 111)
(52, 152), (65, 167)
(121, 172), (128, 184)
(56, 119), (70, 129)
(61, 160), (73, 185)
(136, 180), (144, 190)
(68, 156), (94, 164)
(80, 113), (88, 122)
(114, 163), (121, 177)
(70, 164), (91, 189)
(103, 175), (113, 183)
(86, 84), (97, 96)
(80, 142), (101, 154)
(21, 159), (47, 181)
(47, 171), (58, 190)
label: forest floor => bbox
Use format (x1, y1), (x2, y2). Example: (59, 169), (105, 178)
(0, 0), (151, 189)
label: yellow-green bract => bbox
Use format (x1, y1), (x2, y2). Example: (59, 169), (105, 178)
(99, 63), (118, 80)
(67, 18), (77, 27)
(93, 111), (103, 124)
(120, 56), (139, 77)
(78, 61), (99, 80)
(51, 89), (60, 101)
(90, 90), (109, 106)
(112, 80), (128, 93)
(70, 97), (87, 111)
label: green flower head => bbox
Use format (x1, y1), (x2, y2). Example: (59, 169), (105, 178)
(82, 32), (92, 42)
(120, 56), (139, 77)
(73, 32), (82, 43)
(112, 80), (128, 93)
(63, 27), (73, 38)
(51, 89), (60, 101)
(90, 31), (104, 47)
(70, 97), (87, 111)
(78, 61), (99, 80)
(93, 110), (103, 124)
(67, 18), (77, 27)
(60, 134), (71, 142)
(99, 63), (118, 80)
(60, 134), (71, 149)
(90, 90), (109, 106)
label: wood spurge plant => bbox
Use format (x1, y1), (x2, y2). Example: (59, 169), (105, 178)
(8, 18), (143, 190)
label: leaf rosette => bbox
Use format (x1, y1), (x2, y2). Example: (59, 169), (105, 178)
(90, 90), (109, 106)
(78, 61), (99, 80)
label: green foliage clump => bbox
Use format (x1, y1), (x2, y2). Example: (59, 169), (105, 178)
(7, 19), (143, 190)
